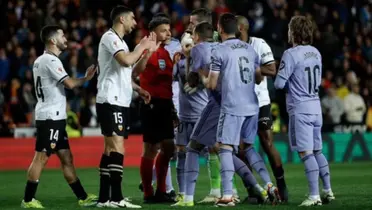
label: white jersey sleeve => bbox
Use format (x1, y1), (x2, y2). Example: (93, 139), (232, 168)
(96, 30), (133, 107)
(102, 31), (126, 56)
(47, 58), (69, 83)
(249, 37), (275, 107)
(257, 39), (275, 65)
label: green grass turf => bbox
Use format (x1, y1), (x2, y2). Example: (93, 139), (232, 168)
(1, 163), (372, 210)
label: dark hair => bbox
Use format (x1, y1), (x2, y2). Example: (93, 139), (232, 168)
(153, 13), (170, 19)
(148, 17), (170, 31)
(40, 25), (63, 44)
(110, 5), (132, 22)
(289, 16), (314, 45)
(194, 22), (214, 41)
(191, 8), (212, 24)
(218, 13), (237, 35)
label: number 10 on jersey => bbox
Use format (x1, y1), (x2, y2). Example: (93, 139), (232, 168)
(304, 65), (320, 94)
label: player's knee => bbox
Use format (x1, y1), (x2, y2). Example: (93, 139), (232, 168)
(258, 117), (273, 131)
(313, 150), (322, 156)
(219, 143), (233, 151)
(187, 140), (204, 152)
(240, 143), (253, 151)
(161, 139), (175, 154)
(258, 130), (273, 148)
(110, 136), (125, 154)
(142, 142), (159, 158)
(176, 145), (187, 152)
(58, 150), (74, 167)
(298, 151), (313, 159)
(209, 144), (219, 154)
(33, 152), (49, 165)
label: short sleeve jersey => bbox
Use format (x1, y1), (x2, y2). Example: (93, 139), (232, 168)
(33, 52), (69, 121)
(97, 29), (133, 107)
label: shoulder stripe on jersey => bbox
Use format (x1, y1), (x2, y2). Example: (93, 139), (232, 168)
(113, 49), (124, 57)
(262, 60), (275, 66)
(58, 75), (69, 84)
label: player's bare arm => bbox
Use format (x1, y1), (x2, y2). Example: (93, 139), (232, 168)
(260, 62), (276, 76)
(201, 70), (219, 90)
(115, 37), (152, 67)
(115, 32), (158, 68)
(132, 32), (160, 77)
(63, 64), (97, 89)
(132, 80), (151, 104)
(255, 67), (264, 84)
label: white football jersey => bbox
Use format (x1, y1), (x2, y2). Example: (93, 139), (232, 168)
(33, 52), (69, 121)
(96, 29), (133, 107)
(248, 37), (275, 107)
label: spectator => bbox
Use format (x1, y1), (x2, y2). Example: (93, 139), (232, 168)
(344, 83), (367, 124)
(335, 76), (349, 99)
(321, 87), (344, 124)
(0, 48), (10, 85)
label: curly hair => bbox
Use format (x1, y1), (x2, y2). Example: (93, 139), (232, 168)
(289, 16), (313, 45)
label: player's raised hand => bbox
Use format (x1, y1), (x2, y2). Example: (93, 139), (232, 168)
(139, 36), (152, 49)
(173, 52), (182, 64)
(148, 32), (160, 52)
(85, 64), (97, 80)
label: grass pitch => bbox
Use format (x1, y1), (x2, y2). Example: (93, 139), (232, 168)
(1, 163), (372, 210)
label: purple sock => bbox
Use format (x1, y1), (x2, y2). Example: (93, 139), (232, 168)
(314, 151), (331, 190)
(233, 154), (257, 188)
(302, 154), (320, 196)
(219, 148), (234, 197)
(176, 151), (186, 193)
(185, 147), (200, 197)
(244, 147), (272, 184)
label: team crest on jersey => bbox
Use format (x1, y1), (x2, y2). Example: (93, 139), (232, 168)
(158, 59), (166, 70)
(50, 142), (56, 149)
(118, 125), (123, 131)
(58, 67), (63, 72)
(113, 41), (118, 48)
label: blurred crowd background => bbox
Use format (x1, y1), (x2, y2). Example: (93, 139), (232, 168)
(0, 0), (372, 137)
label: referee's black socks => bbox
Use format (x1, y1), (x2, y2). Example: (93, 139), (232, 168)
(109, 152), (124, 202)
(24, 180), (39, 202)
(69, 178), (88, 200)
(99, 154), (111, 202)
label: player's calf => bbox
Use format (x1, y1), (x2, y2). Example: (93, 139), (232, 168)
(22, 152), (49, 207)
(181, 140), (205, 205)
(257, 128), (288, 202)
(175, 145), (187, 201)
(313, 150), (334, 203)
(218, 144), (235, 201)
(299, 151), (321, 204)
(57, 149), (93, 203)
(149, 139), (175, 203)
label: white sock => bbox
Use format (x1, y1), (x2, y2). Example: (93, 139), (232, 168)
(210, 188), (221, 197)
(232, 188), (238, 196)
(222, 195), (232, 200)
(184, 195), (194, 203)
(309, 195), (320, 200)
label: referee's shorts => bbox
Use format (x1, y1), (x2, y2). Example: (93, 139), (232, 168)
(141, 98), (175, 144)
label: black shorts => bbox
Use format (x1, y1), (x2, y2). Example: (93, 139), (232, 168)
(141, 98), (175, 144)
(96, 103), (129, 138)
(35, 119), (70, 156)
(258, 104), (273, 131)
